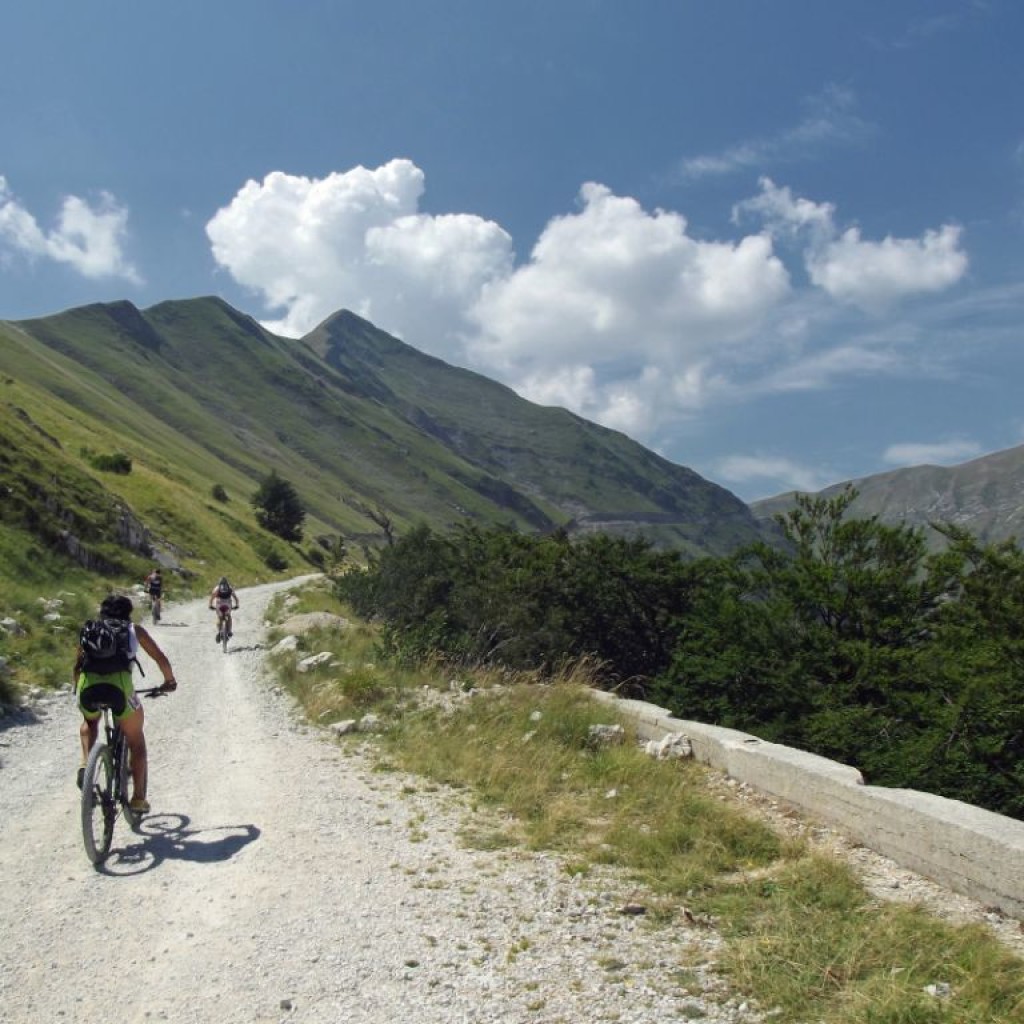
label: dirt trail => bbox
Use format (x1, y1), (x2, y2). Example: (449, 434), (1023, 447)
(0, 579), (755, 1024)
(0, 579), (466, 1023)
(0, 580), (355, 1021)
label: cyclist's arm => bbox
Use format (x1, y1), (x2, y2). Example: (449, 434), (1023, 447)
(135, 624), (177, 690)
(71, 647), (84, 686)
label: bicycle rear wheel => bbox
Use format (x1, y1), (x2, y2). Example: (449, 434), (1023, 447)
(81, 742), (115, 865)
(116, 736), (145, 831)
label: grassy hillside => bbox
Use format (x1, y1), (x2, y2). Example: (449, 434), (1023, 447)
(306, 310), (762, 553)
(3, 297), (766, 563)
(0, 330), (307, 586)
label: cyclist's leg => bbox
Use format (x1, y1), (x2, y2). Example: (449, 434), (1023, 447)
(78, 676), (126, 788)
(79, 715), (99, 762)
(77, 714), (99, 788)
(118, 703), (148, 803)
(76, 676), (101, 774)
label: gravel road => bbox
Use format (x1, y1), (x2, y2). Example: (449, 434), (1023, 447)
(0, 580), (766, 1024)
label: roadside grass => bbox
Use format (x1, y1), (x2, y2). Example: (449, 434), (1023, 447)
(265, 581), (440, 723)
(266, 585), (1024, 1024)
(0, 530), (100, 702)
(711, 855), (1024, 1023)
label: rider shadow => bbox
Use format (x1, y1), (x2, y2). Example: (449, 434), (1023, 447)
(98, 813), (260, 876)
(215, 643), (262, 655)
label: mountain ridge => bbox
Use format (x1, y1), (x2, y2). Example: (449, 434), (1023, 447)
(750, 444), (1024, 547)
(0, 296), (766, 577)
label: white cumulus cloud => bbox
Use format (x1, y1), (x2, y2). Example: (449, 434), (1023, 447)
(807, 225), (967, 309)
(466, 181), (790, 433)
(205, 160), (512, 347)
(0, 176), (140, 282)
(735, 178), (968, 309)
(204, 161), (975, 459)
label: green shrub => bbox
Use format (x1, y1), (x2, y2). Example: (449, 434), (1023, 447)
(84, 450), (132, 474)
(251, 469), (305, 542)
(264, 550), (289, 571)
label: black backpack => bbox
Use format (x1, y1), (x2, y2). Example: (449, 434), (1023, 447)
(79, 618), (139, 675)
(217, 582), (232, 598)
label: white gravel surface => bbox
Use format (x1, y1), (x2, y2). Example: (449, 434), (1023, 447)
(0, 580), (769, 1024)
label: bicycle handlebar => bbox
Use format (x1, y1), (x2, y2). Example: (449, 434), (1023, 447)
(137, 686), (172, 698)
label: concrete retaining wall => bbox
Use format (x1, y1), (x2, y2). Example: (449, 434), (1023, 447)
(591, 691), (1024, 920)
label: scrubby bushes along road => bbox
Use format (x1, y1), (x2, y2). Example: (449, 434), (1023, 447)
(337, 489), (1024, 819)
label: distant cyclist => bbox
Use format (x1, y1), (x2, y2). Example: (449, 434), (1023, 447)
(74, 594), (177, 814)
(143, 567), (163, 623)
(209, 576), (240, 643)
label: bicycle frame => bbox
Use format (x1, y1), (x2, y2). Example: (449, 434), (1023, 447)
(214, 603), (234, 652)
(80, 687), (164, 865)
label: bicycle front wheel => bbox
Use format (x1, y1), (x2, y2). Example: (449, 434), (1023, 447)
(81, 743), (115, 865)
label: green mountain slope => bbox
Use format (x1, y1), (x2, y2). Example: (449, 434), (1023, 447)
(0, 296), (765, 578)
(749, 444), (1024, 547)
(305, 310), (762, 553)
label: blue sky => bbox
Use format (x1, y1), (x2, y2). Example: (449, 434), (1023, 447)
(2, 1), (1023, 501)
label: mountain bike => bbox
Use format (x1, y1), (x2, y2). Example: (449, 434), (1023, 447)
(214, 603), (235, 653)
(80, 687), (167, 866)
(150, 593), (162, 624)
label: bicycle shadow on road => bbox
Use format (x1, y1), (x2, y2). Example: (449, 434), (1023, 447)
(208, 643), (263, 655)
(97, 813), (260, 876)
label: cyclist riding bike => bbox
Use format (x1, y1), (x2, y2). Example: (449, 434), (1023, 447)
(143, 567), (163, 622)
(209, 576), (240, 643)
(74, 594), (177, 814)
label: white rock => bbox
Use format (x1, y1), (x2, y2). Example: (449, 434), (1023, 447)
(297, 652), (334, 672)
(643, 732), (693, 760)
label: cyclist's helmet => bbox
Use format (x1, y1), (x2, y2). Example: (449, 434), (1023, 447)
(219, 576), (230, 587)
